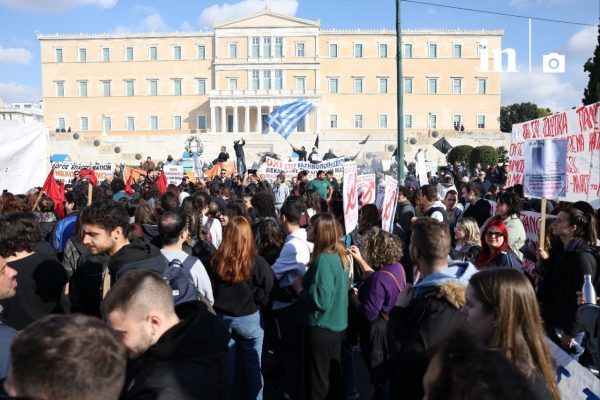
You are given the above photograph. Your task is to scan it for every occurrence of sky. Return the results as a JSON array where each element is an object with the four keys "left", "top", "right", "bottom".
[{"left": 0, "top": 0, "right": 597, "bottom": 112}]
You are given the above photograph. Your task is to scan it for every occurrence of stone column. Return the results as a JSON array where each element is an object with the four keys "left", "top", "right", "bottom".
[
  {"left": 255, "top": 105, "right": 261, "bottom": 133},
  {"left": 210, "top": 106, "right": 216, "bottom": 133},
  {"left": 315, "top": 105, "right": 321, "bottom": 133},
  {"left": 268, "top": 106, "right": 273, "bottom": 134},
  {"left": 244, "top": 106, "right": 250, "bottom": 133},
  {"left": 305, "top": 112, "right": 310, "bottom": 134}
]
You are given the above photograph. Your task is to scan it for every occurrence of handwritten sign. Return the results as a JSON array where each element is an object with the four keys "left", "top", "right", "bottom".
[
  {"left": 381, "top": 175, "right": 398, "bottom": 233},
  {"left": 343, "top": 162, "right": 359, "bottom": 234},
  {"left": 357, "top": 174, "right": 376, "bottom": 207},
  {"left": 163, "top": 165, "right": 184, "bottom": 186},
  {"left": 507, "top": 103, "right": 600, "bottom": 208}
]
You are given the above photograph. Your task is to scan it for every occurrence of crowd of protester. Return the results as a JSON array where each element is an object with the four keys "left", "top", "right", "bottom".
[{"left": 0, "top": 151, "right": 598, "bottom": 400}]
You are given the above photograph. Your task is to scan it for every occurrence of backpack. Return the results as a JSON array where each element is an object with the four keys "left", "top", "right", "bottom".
[{"left": 163, "top": 256, "right": 200, "bottom": 306}]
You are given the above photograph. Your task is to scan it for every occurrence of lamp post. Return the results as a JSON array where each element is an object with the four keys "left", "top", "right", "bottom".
[{"left": 396, "top": 0, "right": 405, "bottom": 184}]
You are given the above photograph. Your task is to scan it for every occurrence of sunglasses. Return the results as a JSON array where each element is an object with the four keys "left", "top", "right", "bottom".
[{"left": 485, "top": 231, "right": 503, "bottom": 238}]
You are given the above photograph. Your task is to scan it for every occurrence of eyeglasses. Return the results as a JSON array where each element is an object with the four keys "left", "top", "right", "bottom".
[{"left": 485, "top": 231, "right": 503, "bottom": 238}]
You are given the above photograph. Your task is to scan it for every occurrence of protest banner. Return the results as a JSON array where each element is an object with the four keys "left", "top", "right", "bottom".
[
  {"left": 163, "top": 165, "right": 184, "bottom": 185},
  {"left": 518, "top": 210, "right": 556, "bottom": 282},
  {"left": 51, "top": 162, "right": 115, "bottom": 184},
  {"left": 548, "top": 339, "right": 600, "bottom": 399},
  {"left": 375, "top": 181, "right": 386, "bottom": 213},
  {"left": 507, "top": 103, "right": 600, "bottom": 208},
  {"left": 0, "top": 121, "right": 48, "bottom": 194},
  {"left": 258, "top": 157, "right": 345, "bottom": 181},
  {"left": 357, "top": 174, "right": 376, "bottom": 207},
  {"left": 381, "top": 175, "right": 398, "bottom": 233},
  {"left": 343, "top": 162, "right": 359, "bottom": 234},
  {"left": 524, "top": 139, "right": 568, "bottom": 199}
]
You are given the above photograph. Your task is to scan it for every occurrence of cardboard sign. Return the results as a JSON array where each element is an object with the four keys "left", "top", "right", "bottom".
[
  {"left": 163, "top": 165, "right": 184, "bottom": 186},
  {"left": 376, "top": 181, "right": 386, "bottom": 213},
  {"left": 507, "top": 103, "right": 600, "bottom": 207},
  {"left": 258, "top": 157, "right": 345, "bottom": 181},
  {"left": 51, "top": 162, "right": 114, "bottom": 184},
  {"left": 548, "top": 339, "right": 600, "bottom": 399},
  {"left": 381, "top": 175, "right": 398, "bottom": 233},
  {"left": 357, "top": 174, "right": 376, "bottom": 207},
  {"left": 343, "top": 162, "right": 359, "bottom": 234},
  {"left": 524, "top": 139, "right": 568, "bottom": 198}
]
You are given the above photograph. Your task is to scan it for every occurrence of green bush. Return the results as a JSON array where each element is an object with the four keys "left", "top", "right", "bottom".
[
  {"left": 469, "top": 146, "right": 499, "bottom": 171},
  {"left": 446, "top": 145, "right": 473, "bottom": 165}
]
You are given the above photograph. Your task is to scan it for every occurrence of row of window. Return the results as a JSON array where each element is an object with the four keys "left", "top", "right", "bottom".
[
  {"left": 54, "top": 78, "right": 207, "bottom": 97},
  {"left": 53, "top": 75, "right": 488, "bottom": 97},
  {"left": 55, "top": 41, "right": 488, "bottom": 63},
  {"left": 54, "top": 45, "right": 208, "bottom": 63},
  {"left": 57, "top": 112, "right": 487, "bottom": 132}
]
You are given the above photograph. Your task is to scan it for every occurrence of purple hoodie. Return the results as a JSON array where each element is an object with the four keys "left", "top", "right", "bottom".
[{"left": 359, "top": 263, "right": 406, "bottom": 321}]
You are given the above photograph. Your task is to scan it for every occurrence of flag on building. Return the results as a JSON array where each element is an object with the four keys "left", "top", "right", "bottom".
[{"left": 266, "top": 99, "right": 313, "bottom": 139}]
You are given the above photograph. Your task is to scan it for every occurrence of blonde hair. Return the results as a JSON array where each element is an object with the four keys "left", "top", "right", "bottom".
[{"left": 456, "top": 217, "right": 480, "bottom": 245}]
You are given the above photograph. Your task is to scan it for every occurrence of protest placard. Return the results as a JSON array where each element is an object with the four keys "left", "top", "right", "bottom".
[
  {"left": 357, "top": 174, "right": 376, "bottom": 207},
  {"left": 51, "top": 162, "right": 115, "bottom": 184},
  {"left": 524, "top": 139, "right": 568, "bottom": 199},
  {"left": 258, "top": 157, "right": 345, "bottom": 181},
  {"left": 163, "top": 165, "right": 184, "bottom": 185},
  {"left": 507, "top": 103, "right": 600, "bottom": 208},
  {"left": 376, "top": 181, "right": 386, "bottom": 213},
  {"left": 343, "top": 162, "right": 359, "bottom": 234},
  {"left": 548, "top": 339, "right": 600, "bottom": 399},
  {"left": 381, "top": 175, "right": 398, "bottom": 233}
]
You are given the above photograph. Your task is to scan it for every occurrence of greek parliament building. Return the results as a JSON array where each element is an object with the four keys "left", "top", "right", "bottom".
[{"left": 38, "top": 9, "right": 503, "bottom": 161}]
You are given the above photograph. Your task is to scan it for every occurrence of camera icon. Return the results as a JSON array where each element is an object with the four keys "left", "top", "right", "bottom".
[{"left": 542, "top": 52, "right": 565, "bottom": 73}]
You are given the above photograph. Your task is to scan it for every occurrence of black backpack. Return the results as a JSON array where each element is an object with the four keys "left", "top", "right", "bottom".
[{"left": 163, "top": 257, "right": 200, "bottom": 306}]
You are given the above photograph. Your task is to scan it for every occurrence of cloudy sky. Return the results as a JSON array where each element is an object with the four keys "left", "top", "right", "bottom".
[{"left": 0, "top": 0, "right": 597, "bottom": 111}]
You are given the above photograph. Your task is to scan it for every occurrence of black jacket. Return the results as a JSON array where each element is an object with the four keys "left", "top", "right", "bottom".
[
  {"left": 122, "top": 301, "right": 229, "bottom": 400},
  {"left": 390, "top": 282, "right": 467, "bottom": 400},
  {"left": 233, "top": 139, "right": 245, "bottom": 157},
  {"left": 538, "top": 239, "right": 598, "bottom": 339},
  {"left": 462, "top": 199, "right": 491, "bottom": 227},
  {"left": 449, "top": 243, "right": 481, "bottom": 263},
  {"left": 108, "top": 239, "right": 161, "bottom": 282}
]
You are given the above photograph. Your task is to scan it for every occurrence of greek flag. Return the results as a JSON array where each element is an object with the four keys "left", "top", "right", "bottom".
[{"left": 266, "top": 99, "right": 313, "bottom": 139}]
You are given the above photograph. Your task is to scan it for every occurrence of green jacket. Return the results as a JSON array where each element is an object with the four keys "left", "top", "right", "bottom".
[{"left": 300, "top": 252, "right": 349, "bottom": 332}]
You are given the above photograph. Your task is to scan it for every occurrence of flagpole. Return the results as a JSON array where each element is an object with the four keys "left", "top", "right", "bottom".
[{"left": 396, "top": 0, "right": 405, "bottom": 185}]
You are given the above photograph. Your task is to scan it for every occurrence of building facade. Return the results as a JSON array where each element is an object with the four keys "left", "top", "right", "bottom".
[{"left": 39, "top": 9, "right": 502, "bottom": 138}]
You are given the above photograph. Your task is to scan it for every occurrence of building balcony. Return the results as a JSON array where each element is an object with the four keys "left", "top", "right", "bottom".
[{"left": 209, "top": 88, "right": 320, "bottom": 98}]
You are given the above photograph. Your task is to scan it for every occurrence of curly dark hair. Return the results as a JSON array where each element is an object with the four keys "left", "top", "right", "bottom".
[
  {"left": 110, "top": 178, "right": 125, "bottom": 194},
  {"left": 362, "top": 227, "right": 403, "bottom": 269},
  {"left": 0, "top": 212, "right": 43, "bottom": 257},
  {"left": 0, "top": 192, "right": 24, "bottom": 215},
  {"left": 251, "top": 192, "right": 276, "bottom": 218},
  {"left": 65, "top": 186, "right": 88, "bottom": 210},
  {"left": 79, "top": 199, "right": 130, "bottom": 236}
]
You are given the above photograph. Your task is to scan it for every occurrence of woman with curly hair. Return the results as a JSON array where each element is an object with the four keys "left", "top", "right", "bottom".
[
  {"left": 348, "top": 228, "right": 406, "bottom": 399},
  {"left": 209, "top": 216, "right": 274, "bottom": 400},
  {"left": 463, "top": 268, "right": 560, "bottom": 400}
]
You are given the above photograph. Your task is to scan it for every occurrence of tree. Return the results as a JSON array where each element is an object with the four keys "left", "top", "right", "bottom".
[
  {"left": 499, "top": 103, "right": 553, "bottom": 133},
  {"left": 583, "top": 25, "right": 600, "bottom": 105},
  {"left": 447, "top": 145, "right": 474, "bottom": 166},
  {"left": 497, "top": 146, "right": 509, "bottom": 164},
  {"left": 469, "top": 146, "right": 499, "bottom": 172}
]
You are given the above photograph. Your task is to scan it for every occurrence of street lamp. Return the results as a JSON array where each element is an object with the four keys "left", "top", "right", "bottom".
[{"left": 396, "top": 0, "right": 405, "bottom": 184}]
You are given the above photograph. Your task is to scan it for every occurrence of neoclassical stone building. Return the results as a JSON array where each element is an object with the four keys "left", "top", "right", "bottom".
[{"left": 39, "top": 9, "right": 502, "bottom": 139}]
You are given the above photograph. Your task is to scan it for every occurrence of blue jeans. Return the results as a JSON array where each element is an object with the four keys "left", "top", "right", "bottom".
[
  {"left": 218, "top": 310, "right": 264, "bottom": 400},
  {"left": 236, "top": 156, "right": 246, "bottom": 175}
]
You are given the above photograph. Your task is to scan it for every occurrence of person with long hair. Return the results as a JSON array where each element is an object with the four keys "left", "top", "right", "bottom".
[
  {"left": 292, "top": 213, "right": 349, "bottom": 399},
  {"left": 538, "top": 206, "right": 598, "bottom": 357},
  {"left": 494, "top": 191, "right": 526, "bottom": 259},
  {"left": 209, "top": 217, "right": 274, "bottom": 400},
  {"left": 475, "top": 219, "right": 524, "bottom": 271},
  {"left": 348, "top": 228, "right": 406, "bottom": 399},
  {"left": 462, "top": 268, "right": 560, "bottom": 400},
  {"left": 450, "top": 217, "right": 481, "bottom": 263}
]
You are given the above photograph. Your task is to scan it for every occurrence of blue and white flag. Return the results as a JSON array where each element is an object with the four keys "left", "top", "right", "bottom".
[{"left": 266, "top": 99, "right": 313, "bottom": 139}]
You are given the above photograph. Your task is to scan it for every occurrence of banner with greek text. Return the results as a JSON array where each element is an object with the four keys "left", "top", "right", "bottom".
[
  {"left": 258, "top": 157, "right": 345, "bottom": 181},
  {"left": 51, "top": 162, "right": 115, "bottom": 184},
  {"left": 507, "top": 103, "right": 600, "bottom": 207},
  {"left": 357, "top": 174, "right": 376, "bottom": 207},
  {"left": 163, "top": 165, "right": 184, "bottom": 186},
  {"left": 343, "top": 162, "right": 359, "bottom": 234}
]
